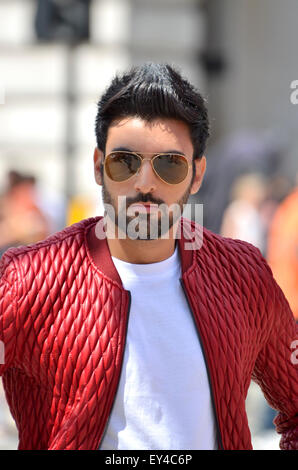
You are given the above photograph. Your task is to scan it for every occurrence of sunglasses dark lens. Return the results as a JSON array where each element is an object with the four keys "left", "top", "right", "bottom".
[
  {"left": 153, "top": 154, "right": 189, "bottom": 184},
  {"left": 105, "top": 152, "right": 141, "bottom": 182}
]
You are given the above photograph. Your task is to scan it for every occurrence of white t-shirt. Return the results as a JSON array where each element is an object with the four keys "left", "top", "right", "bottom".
[{"left": 100, "top": 246, "right": 217, "bottom": 450}]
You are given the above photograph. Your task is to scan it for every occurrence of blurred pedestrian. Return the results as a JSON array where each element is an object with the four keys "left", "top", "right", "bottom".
[
  {"left": 0, "top": 171, "right": 50, "bottom": 255},
  {"left": 197, "top": 130, "right": 285, "bottom": 234},
  {"left": 267, "top": 183, "right": 298, "bottom": 321},
  {"left": 220, "top": 173, "right": 267, "bottom": 254}
]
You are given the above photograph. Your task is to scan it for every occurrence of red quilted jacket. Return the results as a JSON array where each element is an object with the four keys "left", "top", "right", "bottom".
[{"left": 0, "top": 216, "right": 297, "bottom": 450}]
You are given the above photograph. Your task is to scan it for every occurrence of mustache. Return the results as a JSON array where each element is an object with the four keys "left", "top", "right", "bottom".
[{"left": 125, "top": 193, "right": 165, "bottom": 207}]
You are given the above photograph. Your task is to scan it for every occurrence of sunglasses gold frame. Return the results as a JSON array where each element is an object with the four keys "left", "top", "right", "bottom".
[{"left": 104, "top": 151, "right": 192, "bottom": 185}]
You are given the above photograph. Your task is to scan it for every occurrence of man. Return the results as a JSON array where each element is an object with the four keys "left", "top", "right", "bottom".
[{"left": 0, "top": 63, "right": 297, "bottom": 450}]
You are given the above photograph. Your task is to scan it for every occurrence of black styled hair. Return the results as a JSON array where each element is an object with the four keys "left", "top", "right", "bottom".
[{"left": 95, "top": 63, "right": 210, "bottom": 160}]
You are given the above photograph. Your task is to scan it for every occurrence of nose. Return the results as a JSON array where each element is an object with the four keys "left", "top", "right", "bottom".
[{"left": 133, "top": 159, "right": 157, "bottom": 194}]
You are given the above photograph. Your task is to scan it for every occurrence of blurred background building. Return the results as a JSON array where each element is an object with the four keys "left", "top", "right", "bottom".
[{"left": 0, "top": 0, "right": 297, "bottom": 450}]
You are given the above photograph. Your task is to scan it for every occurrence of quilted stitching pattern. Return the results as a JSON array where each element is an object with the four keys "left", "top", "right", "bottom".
[
  {"left": 0, "top": 217, "right": 297, "bottom": 450},
  {"left": 182, "top": 228, "right": 298, "bottom": 449},
  {"left": 0, "top": 254, "right": 17, "bottom": 374},
  {"left": 1, "top": 220, "right": 130, "bottom": 449}
]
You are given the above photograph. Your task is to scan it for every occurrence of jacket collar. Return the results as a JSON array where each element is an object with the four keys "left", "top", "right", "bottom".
[{"left": 85, "top": 216, "right": 197, "bottom": 285}]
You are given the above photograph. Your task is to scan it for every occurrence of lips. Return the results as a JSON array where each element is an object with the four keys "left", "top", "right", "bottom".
[{"left": 128, "top": 203, "right": 159, "bottom": 214}]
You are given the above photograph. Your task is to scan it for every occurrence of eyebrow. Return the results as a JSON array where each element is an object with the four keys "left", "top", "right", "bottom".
[{"left": 110, "top": 146, "right": 186, "bottom": 155}]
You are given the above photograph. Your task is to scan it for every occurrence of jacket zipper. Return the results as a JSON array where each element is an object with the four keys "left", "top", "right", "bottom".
[
  {"left": 98, "top": 290, "right": 132, "bottom": 449},
  {"left": 180, "top": 278, "right": 224, "bottom": 450},
  {"left": 98, "top": 284, "right": 224, "bottom": 450}
]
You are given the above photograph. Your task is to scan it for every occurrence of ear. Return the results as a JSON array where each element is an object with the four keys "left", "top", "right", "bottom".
[
  {"left": 190, "top": 156, "right": 206, "bottom": 195},
  {"left": 93, "top": 147, "right": 104, "bottom": 186}
]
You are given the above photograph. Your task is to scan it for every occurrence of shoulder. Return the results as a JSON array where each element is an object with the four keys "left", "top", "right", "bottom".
[
  {"left": 0, "top": 216, "right": 100, "bottom": 277},
  {"left": 182, "top": 217, "right": 274, "bottom": 287},
  {"left": 207, "top": 224, "right": 272, "bottom": 279}
]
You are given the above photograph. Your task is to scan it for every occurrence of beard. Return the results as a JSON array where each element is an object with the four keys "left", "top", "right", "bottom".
[{"left": 101, "top": 179, "right": 191, "bottom": 241}]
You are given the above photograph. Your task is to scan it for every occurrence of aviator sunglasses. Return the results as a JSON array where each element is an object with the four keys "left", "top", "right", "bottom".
[{"left": 104, "top": 151, "right": 192, "bottom": 185}]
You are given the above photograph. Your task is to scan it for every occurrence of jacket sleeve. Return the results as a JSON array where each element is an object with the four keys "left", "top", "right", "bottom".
[
  {"left": 251, "top": 251, "right": 298, "bottom": 450},
  {"left": 0, "top": 251, "right": 18, "bottom": 376}
]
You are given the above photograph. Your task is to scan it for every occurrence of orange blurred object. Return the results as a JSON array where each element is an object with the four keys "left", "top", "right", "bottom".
[
  {"left": 267, "top": 187, "right": 298, "bottom": 320},
  {"left": 0, "top": 173, "right": 49, "bottom": 250}
]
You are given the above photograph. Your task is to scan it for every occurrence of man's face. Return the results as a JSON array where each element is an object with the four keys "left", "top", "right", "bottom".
[{"left": 94, "top": 117, "right": 206, "bottom": 240}]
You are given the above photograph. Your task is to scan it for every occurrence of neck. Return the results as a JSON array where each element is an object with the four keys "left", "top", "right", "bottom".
[{"left": 106, "top": 223, "right": 179, "bottom": 264}]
